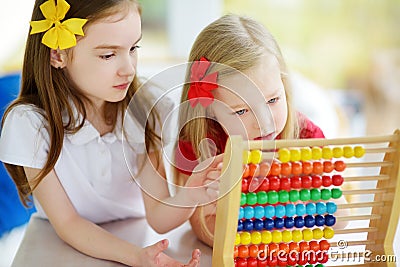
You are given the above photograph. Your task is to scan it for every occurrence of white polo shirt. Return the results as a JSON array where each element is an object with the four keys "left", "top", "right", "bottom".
[{"left": 0, "top": 90, "right": 174, "bottom": 223}]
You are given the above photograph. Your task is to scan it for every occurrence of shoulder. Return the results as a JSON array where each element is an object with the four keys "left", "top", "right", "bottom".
[
  {"left": 297, "top": 112, "right": 325, "bottom": 139},
  {"left": 3, "top": 104, "right": 46, "bottom": 129}
]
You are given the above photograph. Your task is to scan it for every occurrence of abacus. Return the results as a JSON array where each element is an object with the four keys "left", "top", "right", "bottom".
[{"left": 212, "top": 131, "right": 400, "bottom": 267}]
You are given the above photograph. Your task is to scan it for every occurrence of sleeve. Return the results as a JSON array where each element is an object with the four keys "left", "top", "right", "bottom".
[
  {"left": 297, "top": 112, "right": 326, "bottom": 139},
  {"left": 174, "top": 140, "right": 199, "bottom": 176},
  {"left": 0, "top": 105, "right": 50, "bottom": 169}
]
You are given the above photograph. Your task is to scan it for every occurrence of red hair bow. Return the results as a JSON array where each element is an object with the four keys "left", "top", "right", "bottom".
[{"left": 188, "top": 57, "right": 219, "bottom": 107}]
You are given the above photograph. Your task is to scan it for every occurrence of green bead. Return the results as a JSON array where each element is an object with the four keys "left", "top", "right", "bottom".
[
  {"left": 299, "top": 189, "right": 311, "bottom": 201},
  {"left": 268, "top": 191, "right": 279, "bottom": 204},
  {"left": 289, "top": 190, "right": 300, "bottom": 202},
  {"left": 310, "top": 188, "right": 321, "bottom": 201},
  {"left": 257, "top": 191, "right": 268, "bottom": 204},
  {"left": 278, "top": 190, "right": 290, "bottom": 203},
  {"left": 331, "top": 188, "right": 343, "bottom": 199},
  {"left": 240, "top": 193, "right": 247, "bottom": 206},
  {"left": 246, "top": 192, "right": 257, "bottom": 205},
  {"left": 321, "top": 188, "right": 332, "bottom": 200}
]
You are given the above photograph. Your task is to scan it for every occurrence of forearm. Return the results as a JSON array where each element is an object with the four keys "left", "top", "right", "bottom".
[{"left": 54, "top": 215, "right": 140, "bottom": 266}]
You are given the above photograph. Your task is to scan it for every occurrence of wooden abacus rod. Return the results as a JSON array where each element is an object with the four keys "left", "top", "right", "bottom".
[
  {"left": 344, "top": 175, "right": 389, "bottom": 181},
  {"left": 246, "top": 134, "right": 399, "bottom": 150},
  {"left": 336, "top": 214, "right": 381, "bottom": 221},
  {"left": 346, "top": 161, "right": 393, "bottom": 168},
  {"left": 335, "top": 227, "right": 378, "bottom": 234},
  {"left": 342, "top": 188, "right": 389, "bottom": 195},
  {"left": 329, "top": 240, "right": 375, "bottom": 247},
  {"left": 365, "top": 147, "right": 398, "bottom": 154},
  {"left": 337, "top": 201, "right": 384, "bottom": 209}
]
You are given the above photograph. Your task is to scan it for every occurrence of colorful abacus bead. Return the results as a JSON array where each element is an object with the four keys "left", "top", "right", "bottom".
[
  {"left": 278, "top": 148, "right": 291, "bottom": 163},
  {"left": 354, "top": 145, "right": 365, "bottom": 157},
  {"left": 250, "top": 149, "right": 262, "bottom": 164}
]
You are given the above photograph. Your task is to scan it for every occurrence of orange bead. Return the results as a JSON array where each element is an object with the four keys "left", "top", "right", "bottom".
[
  {"left": 299, "top": 241, "right": 310, "bottom": 252},
  {"left": 319, "top": 240, "right": 330, "bottom": 251},
  {"left": 238, "top": 245, "right": 249, "bottom": 258},
  {"left": 242, "top": 165, "right": 250, "bottom": 178},
  {"left": 289, "top": 242, "right": 300, "bottom": 252},
  {"left": 323, "top": 161, "right": 334, "bottom": 173},
  {"left": 334, "top": 160, "right": 346, "bottom": 172},
  {"left": 269, "top": 162, "right": 281, "bottom": 176},
  {"left": 302, "top": 161, "right": 313, "bottom": 175},
  {"left": 249, "top": 244, "right": 259, "bottom": 258},
  {"left": 268, "top": 243, "right": 279, "bottom": 257},
  {"left": 248, "top": 164, "right": 260, "bottom": 178},
  {"left": 279, "top": 243, "right": 290, "bottom": 254},
  {"left": 281, "top": 162, "right": 292, "bottom": 176},
  {"left": 258, "top": 244, "right": 268, "bottom": 257},
  {"left": 234, "top": 246, "right": 239, "bottom": 258},
  {"left": 259, "top": 162, "right": 271, "bottom": 177},
  {"left": 313, "top": 161, "right": 324, "bottom": 174},
  {"left": 309, "top": 240, "right": 320, "bottom": 252},
  {"left": 291, "top": 162, "right": 302, "bottom": 175}
]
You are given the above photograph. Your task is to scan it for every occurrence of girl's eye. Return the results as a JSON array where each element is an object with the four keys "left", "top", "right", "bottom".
[
  {"left": 130, "top": 45, "right": 141, "bottom": 53},
  {"left": 99, "top": 53, "right": 114, "bottom": 60},
  {"left": 267, "top": 97, "right": 279, "bottom": 104},
  {"left": 235, "top": 109, "right": 247, "bottom": 116}
]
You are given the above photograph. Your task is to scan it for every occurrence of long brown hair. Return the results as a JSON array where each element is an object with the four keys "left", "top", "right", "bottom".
[
  {"left": 178, "top": 14, "right": 299, "bottom": 165},
  {"left": 1, "top": 0, "right": 160, "bottom": 206}
]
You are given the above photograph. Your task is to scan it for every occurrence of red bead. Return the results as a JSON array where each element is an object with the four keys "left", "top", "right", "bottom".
[
  {"left": 291, "top": 162, "right": 302, "bottom": 175},
  {"left": 322, "top": 175, "right": 332, "bottom": 187},
  {"left": 290, "top": 176, "right": 302, "bottom": 189},
  {"left": 269, "top": 176, "right": 280, "bottom": 191},
  {"left": 242, "top": 179, "right": 249, "bottom": 193},
  {"left": 334, "top": 160, "right": 346, "bottom": 171},
  {"left": 258, "top": 178, "right": 270, "bottom": 191},
  {"left": 332, "top": 174, "right": 344, "bottom": 186},
  {"left": 319, "top": 240, "right": 330, "bottom": 251},
  {"left": 302, "top": 161, "right": 313, "bottom": 175},
  {"left": 279, "top": 177, "right": 291, "bottom": 191},
  {"left": 297, "top": 253, "right": 308, "bottom": 265},
  {"left": 301, "top": 176, "right": 312, "bottom": 188},
  {"left": 286, "top": 254, "right": 297, "bottom": 266},
  {"left": 277, "top": 258, "right": 288, "bottom": 266},
  {"left": 308, "top": 252, "right": 318, "bottom": 264},
  {"left": 257, "top": 259, "right": 269, "bottom": 267},
  {"left": 281, "top": 162, "right": 292, "bottom": 176},
  {"left": 313, "top": 161, "right": 324, "bottom": 174},
  {"left": 236, "top": 258, "right": 247, "bottom": 267},
  {"left": 323, "top": 161, "right": 334, "bottom": 173},
  {"left": 247, "top": 257, "right": 258, "bottom": 267},
  {"left": 267, "top": 256, "right": 278, "bottom": 266},
  {"left": 311, "top": 175, "right": 322, "bottom": 188},
  {"left": 319, "top": 251, "right": 329, "bottom": 263}
]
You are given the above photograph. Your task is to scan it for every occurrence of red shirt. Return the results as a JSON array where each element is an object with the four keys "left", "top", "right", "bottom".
[{"left": 175, "top": 112, "right": 325, "bottom": 175}]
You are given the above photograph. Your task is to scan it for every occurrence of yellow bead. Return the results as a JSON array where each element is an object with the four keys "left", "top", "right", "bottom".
[
  {"left": 312, "top": 147, "right": 322, "bottom": 160},
  {"left": 354, "top": 146, "right": 365, "bottom": 158},
  {"left": 261, "top": 230, "right": 272, "bottom": 244},
  {"left": 332, "top": 147, "right": 343, "bottom": 158},
  {"left": 250, "top": 150, "right": 262, "bottom": 164},
  {"left": 322, "top": 147, "right": 333, "bottom": 159},
  {"left": 240, "top": 232, "right": 252, "bottom": 245},
  {"left": 278, "top": 148, "right": 291, "bottom": 163},
  {"left": 301, "top": 147, "right": 312, "bottom": 161},
  {"left": 343, "top": 146, "right": 354, "bottom": 158},
  {"left": 292, "top": 229, "right": 302, "bottom": 242},
  {"left": 271, "top": 231, "right": 282, "bottom": 243},
  {"left": 302, "top": 229, "right": 313, "bottom": 241},
  {"left": 251, "top": 231, "right": 262, "bottom": 244},
  {"left": 282, "top": 230, "right": 292, "bottom": 242},
  {"left": 235, "top": 233, "right": 240, "bottom": 245},
  {"left": 290, "top": 149, "right": 301, "bottom": 162},
  {"left": 313, "top": 228, "right": 324, "bottom": 239},
  {"left": 243, "top": 151, "right": 251, "bottom": 164},
  {"left": 323, "top": 227, "right": 335, "bottom": 239}
]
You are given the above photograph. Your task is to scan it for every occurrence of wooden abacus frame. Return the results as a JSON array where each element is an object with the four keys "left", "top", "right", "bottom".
[{"left": 212, "top": 130, "right": 400, "bottom": 267}]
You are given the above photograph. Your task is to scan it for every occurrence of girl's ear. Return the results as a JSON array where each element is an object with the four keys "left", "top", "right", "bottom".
[{"left": 50, "top": 49, "right": 67, "bottom": 69}]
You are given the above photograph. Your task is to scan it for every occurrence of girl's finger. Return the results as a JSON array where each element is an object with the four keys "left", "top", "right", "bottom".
[
  {"left": 204, "top": 179, "right": 219, "bottom": 190},
  {"left": 206, "top": 170, "right": 221, "bottom": 180}
]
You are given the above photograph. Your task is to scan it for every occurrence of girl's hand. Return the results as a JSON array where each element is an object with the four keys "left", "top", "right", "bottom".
[
  {"left": 139, "top": 239, "right": 200, "bottom": 267},
  {"left": 184, "top": 154, "right": 224, "bottom": 206}
]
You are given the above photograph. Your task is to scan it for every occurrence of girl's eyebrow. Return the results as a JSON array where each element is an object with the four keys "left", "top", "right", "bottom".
[
  {"left": 93, "top": 34, "right": 142, "bottom": 50},
  {"left": 229, "top": 103, "right": 247, "bottom": 110}
]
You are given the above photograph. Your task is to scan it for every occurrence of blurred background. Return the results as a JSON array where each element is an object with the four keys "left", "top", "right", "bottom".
[{"left": 0, "top": 0, "right": 399, "bottom": 266}]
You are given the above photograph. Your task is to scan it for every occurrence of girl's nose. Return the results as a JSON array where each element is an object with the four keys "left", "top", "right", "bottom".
[
  {"left": 253, "top": 106, "right": 275, "bottom": 133},
  {"left": 118, "top": 56, "right": 136, "bottom": 77}
]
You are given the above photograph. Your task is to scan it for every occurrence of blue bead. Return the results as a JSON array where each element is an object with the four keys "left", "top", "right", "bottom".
[
  {"left": 296, "top": 203, "right": 306, "bottom": 216},
  {"left": 285, "top": 203, "right": 296, "bottom": 217},
  {"left": 316, "top": 202, "right": 327, "bottom": 215},
  {"left": 326, "top": 202, "right": 337, "bottom": 214},
  {"left": 274, "top": 217, "right": 285, "bottom": 229},
  {"left": 315, "top": 215, "right": 325, "bottom": 226},
  {"left": 304, "top": 215, "right": 315, "bottom": 228},
  {"left": 275, "top": 205, "right": 286, "bottom": 218},
  {"left": 239, "top": 207, "right": 244, "bottom": 220},
  {"left": 264, "top": 218, "right": 274, "bottom": 230},
  {"left": 264, "top": 205, "right": 275, "bottom": 218},
  {"left": 306, "top": 203, "right": 316, "bottom": 215},
  {"left": 325, "top": 214, "right": 336, "bottom": 226},
  {"left": 243, "top": 219, "right": 254, "bottom": 231},
  {"left": 254, "top": 219, "right": 264, "bottom": 231},
  {"left": 237, "top": 220, "right": 243, "bottom": 231},
  {"left": 254, "top": 206, "right": 265, "bottom": 219},
  {"left": 284, "top": 217, "right": 295, "bottom": 228},
  {"left": 244, "top": 206, "right": 254, "bottom": 219},
  {"left": 294, "top": 216, "right": 305, "bottom": 228}
]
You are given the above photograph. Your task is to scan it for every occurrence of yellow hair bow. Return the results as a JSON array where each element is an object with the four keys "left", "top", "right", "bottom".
[{"left": 30, "top": 0, "right": 87, "bottom": 50}]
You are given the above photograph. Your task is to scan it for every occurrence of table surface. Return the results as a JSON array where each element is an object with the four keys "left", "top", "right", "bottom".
[{"left": 11, "top": 215, "right": 212, "bottom": 267}]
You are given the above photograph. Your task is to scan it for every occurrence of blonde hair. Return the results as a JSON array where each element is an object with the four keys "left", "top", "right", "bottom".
[{"left": 178, "top": 14, "right": 299, "bottom": 164}]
